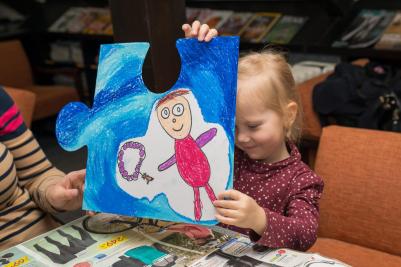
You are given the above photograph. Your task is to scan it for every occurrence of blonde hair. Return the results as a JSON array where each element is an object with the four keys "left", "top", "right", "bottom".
[{"left": 237, "top": 49, "right": 303, "bottom": 143}]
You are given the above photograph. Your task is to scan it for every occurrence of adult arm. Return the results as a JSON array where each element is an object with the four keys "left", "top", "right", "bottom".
[{"left": 0, "top": 87, "right": 64, "bottom": 213}]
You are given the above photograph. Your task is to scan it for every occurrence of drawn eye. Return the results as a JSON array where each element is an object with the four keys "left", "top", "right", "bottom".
[
  {"left": 172, "top": 104, "right": 184, "bottom": 116},
  {"left": 161, "top": 107, "right": 170, "bottom": 119}
]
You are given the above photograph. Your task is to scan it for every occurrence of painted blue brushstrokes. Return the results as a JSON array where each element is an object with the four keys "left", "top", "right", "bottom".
[{"left": 56, "top": 37, "right": 239, "bottom": 225}]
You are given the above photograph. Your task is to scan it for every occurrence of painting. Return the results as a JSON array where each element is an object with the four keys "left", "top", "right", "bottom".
[{"left": 56, "top": 37, "right": 239, "bottom": 225}]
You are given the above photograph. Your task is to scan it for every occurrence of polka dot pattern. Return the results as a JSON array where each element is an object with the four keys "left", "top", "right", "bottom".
[{"left": 227, "top": 142, "right": 324, "bottom": 251}]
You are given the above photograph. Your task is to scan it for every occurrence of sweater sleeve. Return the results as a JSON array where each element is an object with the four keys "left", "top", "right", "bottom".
[
  {"left": 0, "top": 87, "right": 65, "bottom": 213},
  {"left": 249, "top": 171, "right": 324, "bottom": 251}
]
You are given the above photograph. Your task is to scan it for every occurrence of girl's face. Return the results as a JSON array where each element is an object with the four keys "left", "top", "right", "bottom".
[{"left": 235, "top": 98, "right": 289, "bottom": 164}]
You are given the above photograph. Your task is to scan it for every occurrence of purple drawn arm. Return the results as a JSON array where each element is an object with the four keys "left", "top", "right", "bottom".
[
  {"left": 158, "top": 155, "right": 176, "bottom": 171},
  {"left": 196, "top": 128, "right": 217, "bottom": 148}
]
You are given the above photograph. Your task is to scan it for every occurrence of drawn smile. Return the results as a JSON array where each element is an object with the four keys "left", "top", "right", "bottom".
[{"left": 173, "top": 124, "right": 183, "bottom": 131}]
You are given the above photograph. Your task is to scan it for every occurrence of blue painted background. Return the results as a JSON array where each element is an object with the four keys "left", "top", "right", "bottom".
[{"left": 56, "top": 37, "right": 239, "bottom": 225}]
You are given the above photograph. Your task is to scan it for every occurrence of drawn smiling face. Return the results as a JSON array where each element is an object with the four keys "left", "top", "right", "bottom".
[{"left": 157, "top": 95, "right": 192, "bottom": 140}]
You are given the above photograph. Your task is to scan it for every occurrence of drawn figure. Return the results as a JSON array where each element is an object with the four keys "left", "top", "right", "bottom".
[{"left": 157, "top": 89, "right": 217, "bottom": 221}]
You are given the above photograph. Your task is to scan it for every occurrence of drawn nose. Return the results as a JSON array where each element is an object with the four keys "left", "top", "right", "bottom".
[{"left": 172, "top": 118, "right": 176, "bottom": 123}]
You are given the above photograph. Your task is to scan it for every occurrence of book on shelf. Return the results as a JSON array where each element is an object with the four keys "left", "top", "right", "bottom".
[
  {"left": 263, "top": 15, "right": 308, "bottom": 44},
  {"left": 48, "top": 7, "right": 112, "bottom": 36},
  {"left": 49, "top": 7, "right": 83, "bottom": 33},
  {"left": 186, "top": 7, "right": 204, "bottom": 24},
  {"left": 375, "top": 11, "right": 401, "bottom": 50},
  {"left": 81, "top": 8, "right": 112, "bottom": 35},
  {"left": 332, "top": 9, "right": 396, "bottom": 49},
  {"left": 194, "top": 9, "right": 234, "bottom": 30},
  {"left": 49, "top": 41, "right": 84, "bottom": 66},
  {"left": 240, "top": 12, "right": 281, "bottom": 43},
  {"left": 192, "top": 8, "right": 214, "bottom": 26},
  {"left": 0, "top": 2, "right": 25, "bottom": 22},
  {"left": 0, "top": 2, "right": 26, "bottom": 34},
  {"left": 218, "top": 12, "right": 254, "bottom": 36}
]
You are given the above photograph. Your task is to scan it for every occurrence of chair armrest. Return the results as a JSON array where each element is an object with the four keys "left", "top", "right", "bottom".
[{"left": 4, "top": 86, "right": 36, "bottom": 128}]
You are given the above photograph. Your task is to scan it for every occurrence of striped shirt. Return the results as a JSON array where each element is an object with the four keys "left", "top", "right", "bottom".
[{"left": 0, "top": 87, "right": 64, "bottom": 250}]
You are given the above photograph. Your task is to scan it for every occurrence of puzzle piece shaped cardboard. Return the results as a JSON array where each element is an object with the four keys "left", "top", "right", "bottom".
[{"left": 56, "top": 37, "right": 239, "bottom": 225}]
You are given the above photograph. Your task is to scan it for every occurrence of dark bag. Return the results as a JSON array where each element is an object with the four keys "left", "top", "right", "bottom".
[{"left": 312, "top": 61, "right": 401, "bottom": 132}]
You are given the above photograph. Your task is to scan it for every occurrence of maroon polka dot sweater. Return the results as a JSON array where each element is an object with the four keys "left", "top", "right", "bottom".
[{"left": 227, "top": 143, "right": 324, "bottom": 251}]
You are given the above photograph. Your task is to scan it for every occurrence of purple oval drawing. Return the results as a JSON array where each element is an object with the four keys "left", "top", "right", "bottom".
[{"left": 117, "top": 141, "right": 146, "bottom": 181}]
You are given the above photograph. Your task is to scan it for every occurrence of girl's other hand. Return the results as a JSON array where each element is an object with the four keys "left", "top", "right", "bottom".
[{"left": 182, "top": 20, "right": 218, "bottom": 42}]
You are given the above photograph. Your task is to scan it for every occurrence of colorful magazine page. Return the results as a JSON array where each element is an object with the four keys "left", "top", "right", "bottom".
[
  {"left": 332, "top": 9, "right": 396, "bottom": 48},
  {"left": 375, "top": 11, "right": 401, "bottom": 50},
  {"left": 218, "top": 12, "right": 253, "bottom": 36},
  {"left": 0, "top": 246, "right": 44, "bottom": 267},
  {"left": 1, "top": 214, "right": 351, "bottom": 267},
  {"left": 240, "top": 12, "right": 281, "bottom": 43},
  {"left": 56, "top": 37, "right": 239, "bottom": 225},
  {"left": 263, "top": 15, "right": 308, "bottom": 44},
  {"left": 15, "top": 214, "right": 234, "bottom": 267}
]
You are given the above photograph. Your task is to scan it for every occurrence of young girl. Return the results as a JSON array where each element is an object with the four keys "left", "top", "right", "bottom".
[{"left": 183, "top": 22, "right": 324, "bottom": 251}]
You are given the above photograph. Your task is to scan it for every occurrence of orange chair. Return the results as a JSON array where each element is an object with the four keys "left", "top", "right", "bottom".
[
  {"left": 4, "top": 86, "right": 36, "bottom": 128},
  {"left": 0, "top": 40, "right": 80, "bottom": 121},
  {"left": 308, "top": 126, "right": 401, "bottom": 266}
]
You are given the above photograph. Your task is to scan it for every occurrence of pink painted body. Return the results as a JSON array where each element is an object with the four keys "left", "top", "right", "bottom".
[{"left": 175, "top": 135, "right": 210, "bottom": 187}]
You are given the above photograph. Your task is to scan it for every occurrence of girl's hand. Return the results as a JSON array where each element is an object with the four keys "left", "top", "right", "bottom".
[
  {"left": 46, "top": 169, "right": 86, "bottom": 211},
  {"left": 213, "top": 189, "right": 267, "bottom": 235},
  {"left": 182, "top": 20, "right": 218, "bottom": 41}
]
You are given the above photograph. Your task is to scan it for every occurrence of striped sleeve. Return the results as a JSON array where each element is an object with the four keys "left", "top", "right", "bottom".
[
  {"left": 0, "top": 87, "right": 65, "bottom": 212},
  {"left": 0, "top": 87, "right": 26, "bottom": 141},
  {"left": 4, "top": 129, "right": 65, "bottom": 213}
]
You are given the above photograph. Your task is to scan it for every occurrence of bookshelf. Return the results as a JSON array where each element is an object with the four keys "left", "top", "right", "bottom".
[
  {"left": 0, "top": 0, "right": 112, "bottom": 104},
  {"left": 185, "top": 0, "right": 401, "bottom": 64},
  {"left": 31, "top": 0, "right": 184, "bottom": 102}
]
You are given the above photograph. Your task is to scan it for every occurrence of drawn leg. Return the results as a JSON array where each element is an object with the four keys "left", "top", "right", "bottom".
[
  {"left": 193, "top": 187, "right": 202, "bottom": 221},
  {"left": 204, "top": 183, "right": 217, "bottom": 202}
]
